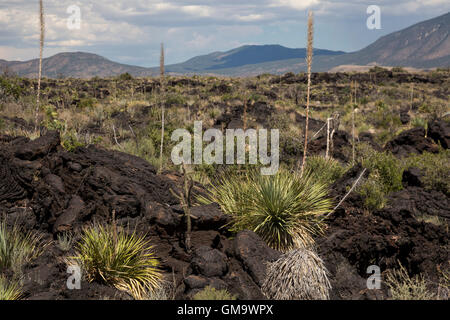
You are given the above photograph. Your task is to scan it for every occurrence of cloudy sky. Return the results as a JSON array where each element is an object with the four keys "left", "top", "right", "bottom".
[{"left": 0, "top": 1, "right": 449, "bottom": 66}]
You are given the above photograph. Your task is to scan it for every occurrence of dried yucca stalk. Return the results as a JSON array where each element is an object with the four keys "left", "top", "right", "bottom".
[
  {"left": 300, "top": 11, "right": 314, "bottom": 176},
  {"left": 159, "top": 42, "right": 165, "bottom": 173},
  {"left": 35, "top": 0, "right": 45, "bottom": 133},
  {"left": 262, "top": 248, "right": 331, "bottom": 300}
]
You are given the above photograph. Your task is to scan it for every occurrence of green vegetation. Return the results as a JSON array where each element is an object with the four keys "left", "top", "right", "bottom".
[
  {"left": 74, "top": 223, "right": 162, "bottom": 299},
  {"left": 355, "top": 145, "right": 404, "bottom": 211},
  {"left": 305, "top": 156, "right": 347, "bottom": 186},
  {"left": 192, "top": 286, "right": 236, "bottom": 300},
  {"left": 198, "top": 168, "right": 333, "bottom": 251},
  {"left": 385, "top": 264, "right": 435, "bottom": 300},
  {"left": 404, "top": 150, "right": 450, "bottom": 196},
  {"left": 0, "top": 276, "right": 22, "bottom": 300},
  {"left": 0, "top": 221, "right": 45, "bottom": 273}
]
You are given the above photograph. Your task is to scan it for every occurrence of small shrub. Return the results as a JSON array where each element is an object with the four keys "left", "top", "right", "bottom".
[
  {"left": 74, "top": 223, "right": 162, "bottom": 299},
  {"left": 262, "top": 248, "right": 331, "bottom": 300},
  {"left": 0, "top": 276, "right": 22, "bottom": 300},
  {"left": 360, "top": 150, "right": 403, "bottom": 194},
  {"left": 385, "top": 264, "right": 435, "bottom": 300},
  {"left": 77, "top": 97, "right": 97, "bottom": 109},
  {"left": 61, "top": 132, "right": 85, "bottom": 152},
  {"left": 118, "top": 73, "right": 133, "bottom": 81},
  {"left": 358, "top": 176, "right": 387, "bottom": 211},
  {"left": 305, "top": 156, "right": 347, "bottom": 186},
  {"left": 404, "top": 150, "right": 450, "bottom": 196},
  {"left": 198, "top": 169, "right": 333, "bottom": 251},
  {"left": 193, "top": 286, "right": 236, "bottom": 300},
  {"left": 57, "top": 232, "right": 73, "bottom": 251},
  {"left": 0, "top": 221, "right": 45, "bottom": 273}
]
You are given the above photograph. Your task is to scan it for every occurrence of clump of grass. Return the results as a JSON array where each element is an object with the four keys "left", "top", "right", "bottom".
[
  {"left": 385, "top": 264, "right": 435, "bottom": 300},
  {"left": 355, "top": 146, "right": 403, "bottom": 211},
  {"left": 361, "top": 150, "right": 403, "bottom": 194},
  {"left": 57, "top": 231, "right": 73, "bottom": 252},
  {"left": 198, "top": 168, "right": 333, "bottom": 251},
  {"left": 74, "top": 223, "right": 162, "bottom": 300},
  {"left": 0, "top": 221, "right": 45, "bottom": 273},
  {"left": 262, "top": 248, "right": 331, "bottom": 300},
  {"left": 403, "top": 150, "right": 450, "bottom": 196},
  {"left": 193, "top": 286, "right": 236, "bottom": 300},
  {"left": 0, "top": 276, "right": 22, "bottom": 300},
  {"left": 358, "top": 176, "right": 387, "bottom": 211},
  {"left": 305, "top": 155, "right": 346, "bottom": 185}
]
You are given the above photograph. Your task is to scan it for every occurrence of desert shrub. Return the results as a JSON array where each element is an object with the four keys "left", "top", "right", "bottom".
[
  {"left": 305, "top": 156, "right": 347, "bottom": 186},
  {"left": 360, "top": 150, "right": 403, "bottom": 194},
  {"left": 77, "top": 97, "right": 97, "bottom": 109},
  {"left": 198, "top": 168, "right": 333, "bottom": 251},
  {"left": 165, "top": 93, "right": 186, "bottom": 106},
  {"left": 0, "top": 221, "right": 45, "bottom": 273},
  {"left": 354, "top": 146, "right": 403, "bottom": 210},
  {"left": 411, "top": 116, "right": 428, "bottom": 130},
  {"left": 0, "top": 77, "right": 23, "bottom": 100},
  {"left": 118, "top": 72, "right": 133, "bottom": 81},
  {"left": 372, "top": 101, "right": 402, "bottom": 131},
  {"left": 391, "top": 67, "right": 405, "bottom": 73},
  {"left": 385, "top": 264, "right": 435, "bottom": 300},
  {"left": 418, "top": 103, "right": 447, "bottom": 121},
  {"left": 404, "top": 150, "right": 450, "bottom": 196},
  {"left": 42, "top": 105, "right": 65, "bottom": 131},
  {"left": 192, "top": 286, "right": 236, "bottom": 300},
  {"left": 0, "top": 276, "right": 22, "bottom": 300},
  {"left": 61, "top": 131, "right": 85, "bottom": 152},
  {"left": 358, "top": 176, "right": 387, "bottom": 211},
  {"left": 74, "top": 223, "right": 162, "bottom": 299},
  {"left": 262, "top": 248, "right": 331, "bottom": 300}
]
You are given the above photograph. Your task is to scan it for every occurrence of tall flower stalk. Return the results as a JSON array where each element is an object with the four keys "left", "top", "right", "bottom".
[
  {"left": 35, "top": 0, "right": 45, "bottom": 133},
  {"left": 159, "top": 43, "right": 165, "bottom": 173},
  {"left": 300, "top": 11, "right": 314, "bottom": 176}
]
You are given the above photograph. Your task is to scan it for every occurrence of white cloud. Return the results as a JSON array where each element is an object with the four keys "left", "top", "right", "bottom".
[{"left": 0, "top": 0, "right": 448, "bottom": 64}]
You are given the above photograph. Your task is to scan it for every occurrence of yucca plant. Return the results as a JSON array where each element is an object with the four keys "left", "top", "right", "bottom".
[
  {"left": 0, "top": 221, "right": 45, "bottom": 273},
  {"left": 199, "top": 168, "right": 333, "bottom": 251},
  {"left": 305, "top": 155, "right": 346, "bottom": 186},
  {"left": 0, "top": 276, "right": 22, "bottom": 300},
  {"left": 74, "top": 223, "right": 162, "bottom": 300},
  {"left": 262, "top": 248, "right": 331, "bottom": 300}
]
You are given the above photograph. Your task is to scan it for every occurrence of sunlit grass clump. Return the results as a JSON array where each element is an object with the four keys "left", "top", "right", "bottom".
[
  {"left": 199, "top": 168, "right": 333, "bottom": 251},
  {"left": 0, "top": 276, "right": 22, "bottom": 300},
  {"left": 193, "top": 286, "right": 237, "bottom": 300},
  {"left": 0, "top": 221, "right": 45, "bottom": 273},
  {"left": 305, "top": 155, "right": 347, "bottom": 185},
  {"left": 385, "top": 264, "right": 435, "bottom": 300},
  {"left": 74, "top": 223, "right": 162, "bottom": 299}
]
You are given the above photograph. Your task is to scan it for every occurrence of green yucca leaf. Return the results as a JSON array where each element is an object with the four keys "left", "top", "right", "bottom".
[
  {"left": 198, "top": 168, "right": 333, "bottom": 252},
  {"left": 0, "top": 276, "right": 22, "bottom": 300},
  {"left": 0, "top": 221, "right": 46, "bottom": 273},
  {"left": 74, "top": 223, "right": 162, "bottom": 299}
]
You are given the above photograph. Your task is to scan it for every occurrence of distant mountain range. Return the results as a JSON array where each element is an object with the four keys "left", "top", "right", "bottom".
[{"left": 1, "top": 12, "right": 449, "bottom": 78}]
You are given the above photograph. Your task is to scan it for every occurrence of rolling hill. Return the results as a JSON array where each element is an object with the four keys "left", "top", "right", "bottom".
[{"left": 1, "top": 12, "right": 448, "bottom": 78}]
